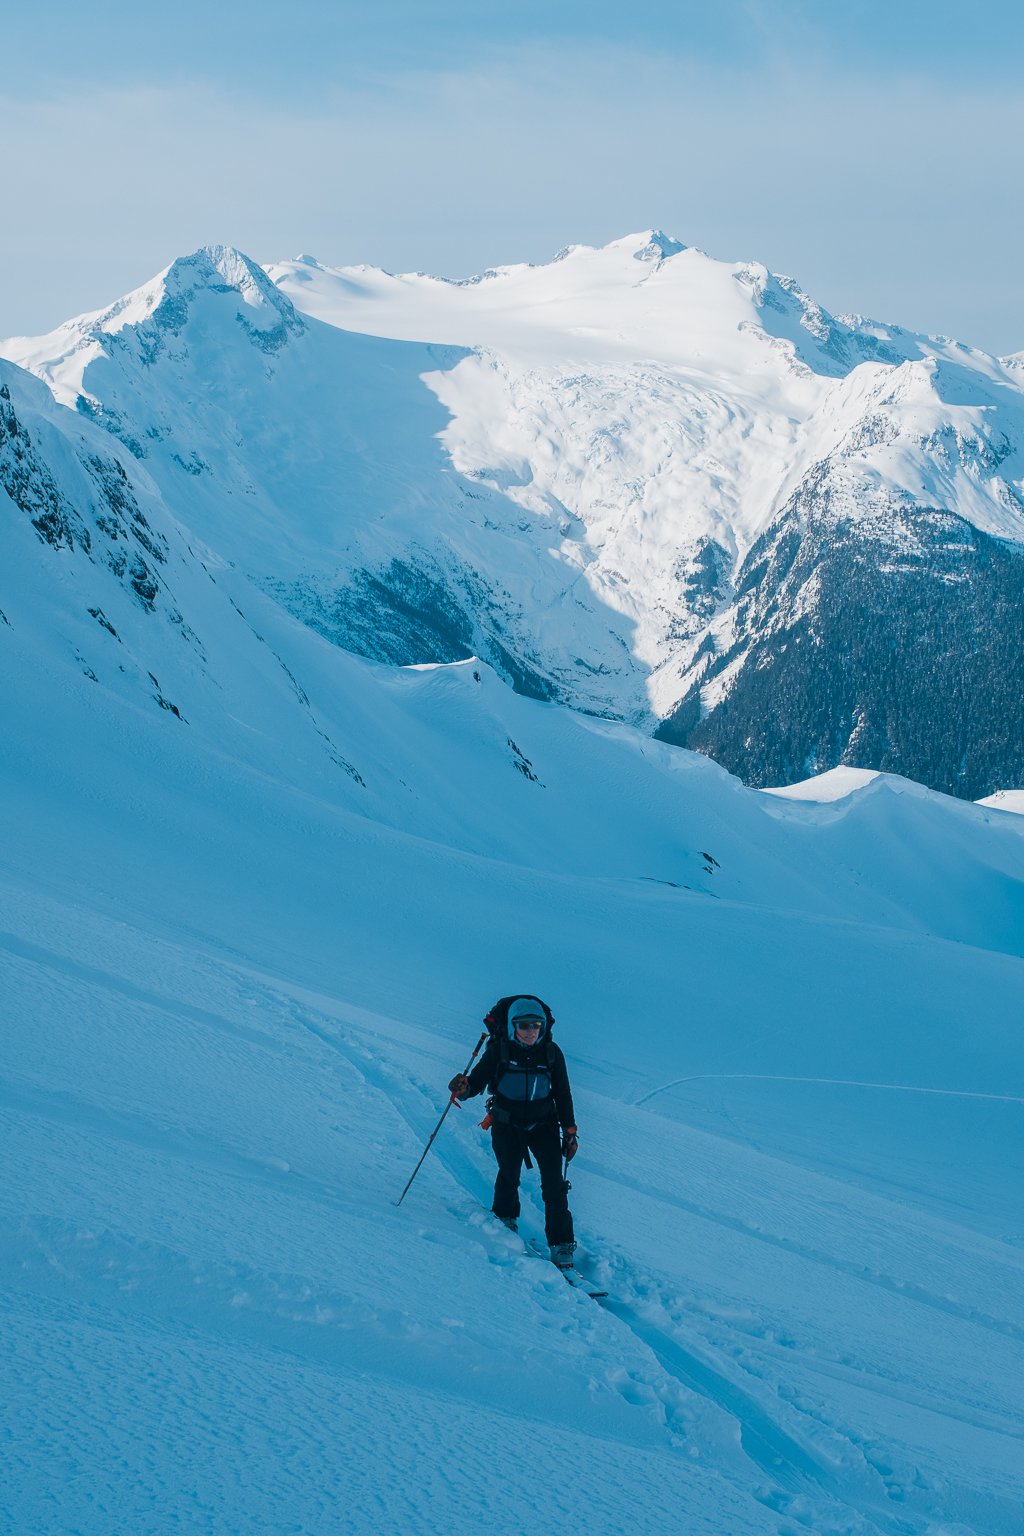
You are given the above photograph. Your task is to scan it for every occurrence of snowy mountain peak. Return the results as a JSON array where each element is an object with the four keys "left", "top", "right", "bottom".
[
  {"left": 13, "top": 245, "right": 299, "bottom": 359},
  {"left": 5, "top": 233, "right": 1024, "bottom": 799},
  {"left": 630, "top": 230, "right": 687, "bottom": 263},
  {"left": 266, "top": 231, "right": 951, "bottom": 383},
  {"left": 107, "top": 243, "right": 306, "bottom": 356},
  {"left": 157, "top": 244, "right": 298, "bottom": 328},
  {"left": 2, "top": 245, "right": 307, "bottom": 428}
]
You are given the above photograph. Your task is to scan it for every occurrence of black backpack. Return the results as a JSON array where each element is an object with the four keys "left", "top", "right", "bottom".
[{"left": 483, "top": 994, "right": 556, "bottom": 1070}]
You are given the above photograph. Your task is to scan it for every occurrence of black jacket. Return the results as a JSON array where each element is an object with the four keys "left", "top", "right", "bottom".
[{"left": 466, "top": 1036, "right": 576, "bottom": 1129}]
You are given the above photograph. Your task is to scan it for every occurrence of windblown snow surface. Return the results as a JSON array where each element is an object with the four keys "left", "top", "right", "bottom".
[{"left": 1, "top": 344, "right": 1023, "bottom": 1536}]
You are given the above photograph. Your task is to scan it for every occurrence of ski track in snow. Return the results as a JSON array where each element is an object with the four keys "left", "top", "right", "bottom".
[
  {"left": 256, "top": 980, "right": 1023, "bottom": 1536},
  {"left": 2, "top": 847, "right": 1024, "bottom": 1529},
  {"left": 592, "top": 1159, "right": 1024, "bottom": 1346},
  {"left": 636, "top": 1072, "right": 1024, "bottom": 1108},
  {"left": 291, "top": 1020, "right": 871, "bottom": 1531},
  {"left": 180, "top": 976, "right": 890, "bottom": 1529}
]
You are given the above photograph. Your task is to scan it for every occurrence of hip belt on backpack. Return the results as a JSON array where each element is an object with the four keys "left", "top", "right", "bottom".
[{"left": 484, "top": 1098, "right": 555, "bottom": 1168}]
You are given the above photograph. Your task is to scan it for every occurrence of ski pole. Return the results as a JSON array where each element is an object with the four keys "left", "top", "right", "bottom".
[{"left": 393, "top": 1029, "right": 487, "bottom": 1206}]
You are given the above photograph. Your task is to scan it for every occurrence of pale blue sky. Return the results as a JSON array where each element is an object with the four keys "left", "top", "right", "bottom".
[{"left": 4, "top": 1, "right": 1022, "bottom": 350}]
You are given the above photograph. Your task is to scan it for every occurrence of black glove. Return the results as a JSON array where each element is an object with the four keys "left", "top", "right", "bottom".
[
  {"left": 561, "top": 1126, "right": 579, "bottom": 1161},
  {"left": 448, "top": 1074, "right": 471, "bottom": 1099}
]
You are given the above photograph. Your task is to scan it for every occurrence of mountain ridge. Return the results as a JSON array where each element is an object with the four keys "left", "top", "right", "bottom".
[
  {"left": 4, "top": 232, "right": 1024, "bottom": 796},
  {"left": 4, "top": 306, "right": 1024, "bottom": 1531}
]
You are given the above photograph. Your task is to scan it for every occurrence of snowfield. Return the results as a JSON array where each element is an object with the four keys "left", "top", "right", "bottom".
[
  {"left": 2, "top": 471, "right": 1023, "bottom": 1532},
  {"left": 269, "top": 233, "right": 1024, "bottom": 721},
  {"left": 1, "top": 241, "right": 1023, "bottom": 1534}
]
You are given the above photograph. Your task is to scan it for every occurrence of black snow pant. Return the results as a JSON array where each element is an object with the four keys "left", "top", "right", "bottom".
[{"left": 491, "top": 1118, "right": 574, "bottom": 1247}]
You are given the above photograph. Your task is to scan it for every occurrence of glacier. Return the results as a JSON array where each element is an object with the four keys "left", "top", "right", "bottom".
[{"left": 8, "top": 232, "right": 1024, "bottom": 796}]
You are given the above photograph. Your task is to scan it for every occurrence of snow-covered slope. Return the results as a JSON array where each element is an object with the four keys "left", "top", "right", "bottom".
[
  {"left": 272, "top": 235, "right": 1024, "bottom": 797},
  {"left": 2, "top": 353, "right": 1024, "bottom": 1534},
  {"left": 762, "top": 766, "right": 882, "bottom": 802},
  {"left": 2, "top": 246, "right": 649, "bottom": 717},
  {"left": 7, "top": 234, "right": 1024, "bottom": 797}
]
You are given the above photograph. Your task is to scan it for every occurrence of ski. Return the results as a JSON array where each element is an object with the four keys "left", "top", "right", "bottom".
[
  {"left": 526, "top": 1237, "right": 607, "bottom": 1299},
  {"left": 558, "top": 1265, "right": 609, "bottom": 1300}
]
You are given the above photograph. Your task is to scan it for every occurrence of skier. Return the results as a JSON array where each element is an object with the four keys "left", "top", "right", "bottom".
[{"left": 449, "top": 995, "right": 579, "bottom": 1268}]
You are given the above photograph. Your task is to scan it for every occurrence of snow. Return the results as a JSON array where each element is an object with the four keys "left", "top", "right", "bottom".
[
  {"left": 2, "top": 345, "right": 1024, "bottom": 1536},
  {"left": 3, "top": 247, "right": 1024, "bottom": 1534},
  {"left": 7, "top": 234, "right": 1024, "bottom": 733},
  {"left": 267, "top": 234, "right": 1024, "bottom": 717},
  {"left": 977, "top": 789, "right": 1024, "bottom": 815},
  {"left": 762, "top": 767, "right": 882, "bottom": 802}
]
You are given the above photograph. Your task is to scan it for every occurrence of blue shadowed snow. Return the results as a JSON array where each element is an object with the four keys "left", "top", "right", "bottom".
[{"left": 2, "top": 338, "right": 1024, "bottom": 1535}]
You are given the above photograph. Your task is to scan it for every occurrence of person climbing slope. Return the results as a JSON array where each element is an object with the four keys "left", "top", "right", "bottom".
[{"left": 449, "top": 994, "right": 579, "bottom": 1268}]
